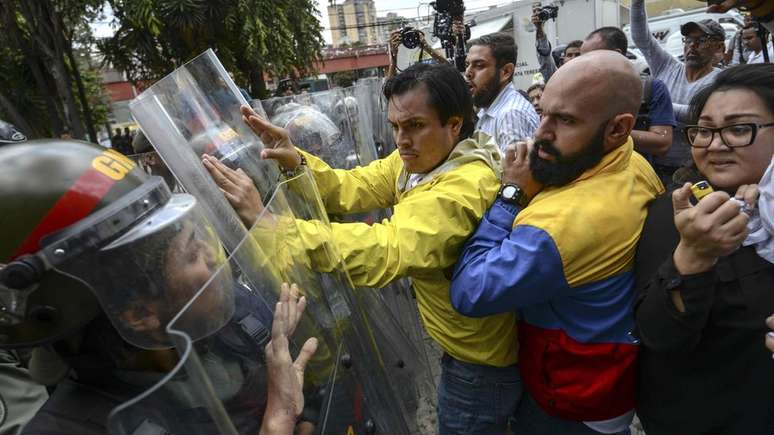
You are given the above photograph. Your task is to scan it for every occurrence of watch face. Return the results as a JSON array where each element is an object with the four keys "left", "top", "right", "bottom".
[{"left": 502, "top": 185, "right": 518, "bottom": 199}]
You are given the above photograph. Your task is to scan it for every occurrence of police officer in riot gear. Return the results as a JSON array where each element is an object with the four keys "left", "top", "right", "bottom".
[
  {"left": 0, "top": 139, "right": 315, "bottom": 435},
  {"left": 0, "top": 124, "right": 49, "bottom": 435}
]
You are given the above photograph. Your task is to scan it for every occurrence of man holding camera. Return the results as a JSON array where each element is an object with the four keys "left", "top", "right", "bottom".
[
  {"left": 386, "top": 28, "right": 450, "bottom": 80},
  {"left": 465, "top": 32, "right": 540, "bottom": 153},
  {"left": 532, "top": 6, "right": 582, "bottom": 83}
]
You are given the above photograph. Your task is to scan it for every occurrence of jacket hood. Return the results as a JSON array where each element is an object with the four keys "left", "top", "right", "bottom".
[{"left": 397, "top": 131, "right": 503, "bottom": 192}]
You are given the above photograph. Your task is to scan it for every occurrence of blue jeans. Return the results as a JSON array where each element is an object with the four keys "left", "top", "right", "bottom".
[
  {"left": 510, "top": 391, "right": 632, "bottom": 435},
  {"left": 436, "top": 353, "right": 522, "bottom": 435}
]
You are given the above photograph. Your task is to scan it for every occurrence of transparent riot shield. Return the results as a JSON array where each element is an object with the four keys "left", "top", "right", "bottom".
[
  {"left": 127, "top": 151, "right": 181, "bottom": 192},
  {"left": 355, "top": 77, "right": 395, "bottom": 158},
  {"left": 260, "top": 88, "right": 433, "bottom": 402},
  {"left": 107, "top": 174, "right": 417, "bottom": 434},
  {"left": 130, "top": 49, "right": 279, "bottom": 201},
  {"left": 129, "top": 49, "right": 285, "bottom": 325},
  {"left": 130, "top": 50, "right": 429, "bottom": 431}
]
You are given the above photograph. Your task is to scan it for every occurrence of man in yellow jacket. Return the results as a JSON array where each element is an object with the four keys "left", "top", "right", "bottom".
[{"left": 205, "top": 63, "right": 520, "bottom": 434}]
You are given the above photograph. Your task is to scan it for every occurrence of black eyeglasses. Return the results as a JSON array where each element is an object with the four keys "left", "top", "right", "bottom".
[
  {"left": 682, "top": 36, "right": 721, "bottom": 45},
  {"left": 684, "top": 122, "right": 774, "bottom": 148}
]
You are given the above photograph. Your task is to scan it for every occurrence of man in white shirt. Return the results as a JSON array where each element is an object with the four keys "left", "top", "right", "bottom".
[
  {"left": 465, "top": 32, "right": 539, "bottom": 153},
  {"left": 742, "top": 24, "right": 774, "bottom": 64}
]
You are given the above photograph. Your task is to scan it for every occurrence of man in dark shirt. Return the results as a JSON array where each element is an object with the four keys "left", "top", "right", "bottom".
[{"left": 580, "top": 26, "right": 677, "bottom": 186}]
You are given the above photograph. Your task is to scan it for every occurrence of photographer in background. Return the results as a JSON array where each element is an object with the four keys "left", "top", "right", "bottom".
[
  {"left": 533, "top": 5, "right": 582, "bottom": 82},
  {"left": 741, "top": 22, "right": 773, "bottom": 63},
  {"left": 465, "top": 33, "right": 539, "bottom": 153},
  {"left": 386, "top": 27, "right": 449, "bottom": 80}
]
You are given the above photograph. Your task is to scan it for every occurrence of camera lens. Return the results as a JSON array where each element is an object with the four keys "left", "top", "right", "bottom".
[{"left": 401, "top": 28, "right": 420, "bottom": 49}]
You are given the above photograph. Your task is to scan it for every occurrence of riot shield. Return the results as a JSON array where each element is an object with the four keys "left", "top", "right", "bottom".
[
  {"left": 106, "top": 174, "right": 416, "bottom": 434},
  {"left": 130, "top": 50, "right": 428, "bottom": 431},
  {"left": 129, "top": 49, "right": 279, "bottom": 201},
  {"left": 260, "top": 88, "right": 433, "bottom": 400},
  {"left": 355, "top": 77, "right": 395, "bottom": 158},
  {"left": 127, "top": 150, "right": 181, "bottom": 192},
  {"left": 129, "top": 48, "right": 285, "bottom": 322}
]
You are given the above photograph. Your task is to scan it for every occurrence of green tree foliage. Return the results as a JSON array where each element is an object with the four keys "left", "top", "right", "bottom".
[
  {"left": 0, "top": 0, "right": 110, "bottom": 141},
  {"left": 100, "top": 0, "right": 325, "bottom": 98}
]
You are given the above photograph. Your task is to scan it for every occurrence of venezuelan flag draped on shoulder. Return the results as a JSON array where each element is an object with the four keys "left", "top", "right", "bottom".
[
  {"left": 451, "top": 137, "right": 663, "bottom": 421},
  {"left": 293, "top": 132, "right": 521, "bottom": 367}
]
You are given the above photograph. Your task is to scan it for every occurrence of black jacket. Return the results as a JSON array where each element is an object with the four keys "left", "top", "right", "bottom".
[{"left": 633, "top": 192, "right": 774, "bottom": 435}]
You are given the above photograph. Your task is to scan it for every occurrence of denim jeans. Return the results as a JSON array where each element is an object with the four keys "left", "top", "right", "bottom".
[
  {"left": 436, "top": 353, "right": 522, "bottom": 435},
  {"left": 510, "top": 391, "right": 632, "bottom": 435}
]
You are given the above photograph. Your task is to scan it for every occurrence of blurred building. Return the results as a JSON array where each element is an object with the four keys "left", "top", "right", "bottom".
[
  {"left": 328, "top": 0, "right": 378, "bottom": 46},
  {"left": 375, "top": 12, "right": 406, "bottom": 44}
]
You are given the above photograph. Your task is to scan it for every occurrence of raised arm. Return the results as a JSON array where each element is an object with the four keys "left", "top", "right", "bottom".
[
  {"left": 630, "top": 0, "right": 680, "bottom": 77},
  {"left": 295, "top": 163, "right": 500, "bottom": 288}
]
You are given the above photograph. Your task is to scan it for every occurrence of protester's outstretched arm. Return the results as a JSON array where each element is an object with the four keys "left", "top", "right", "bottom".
[
  {"left": 260, "top": 283, "right": 317, "bottom": 435},
  {"left": 630, "top": 0, "right": 678, "bottom": 77},
  {"left": 532, "top": 11, "right": 557, "bottom": 82},
  {"left": 294, "top": 161, "right": 500, "bottom": 288},
  {"left": 239, "top": 105, "right": 398, "bottom": 214}
]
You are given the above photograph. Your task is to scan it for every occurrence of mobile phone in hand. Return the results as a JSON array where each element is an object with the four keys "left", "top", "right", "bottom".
[{"left": 691, "top": 181, "right": 714, "bottom": 201}]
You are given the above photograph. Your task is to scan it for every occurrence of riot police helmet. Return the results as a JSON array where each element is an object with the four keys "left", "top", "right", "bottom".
[{"left": 0, "top": 140, "right": 234, "bottom": 350}]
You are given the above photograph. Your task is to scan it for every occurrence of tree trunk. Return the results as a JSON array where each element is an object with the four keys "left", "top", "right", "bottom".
[
  {"left": 65, "top": 38, "right": 98, "bottom": 143},
  {"left": 20, "top": 0, "right": 86, "bottom": 139},
  {"left": 249, "top": 66, "right": 268, "bottom": 99},
  {"left": 1, "top": 1, "right": 63, "bottom": 137},
  {"left": 0, "top": 91, "right": 34, "bottom": 137}
]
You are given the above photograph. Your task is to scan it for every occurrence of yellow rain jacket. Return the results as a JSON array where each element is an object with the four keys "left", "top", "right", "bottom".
[{"left": 296, "top": 132, "right": 519, "bottom": 367}]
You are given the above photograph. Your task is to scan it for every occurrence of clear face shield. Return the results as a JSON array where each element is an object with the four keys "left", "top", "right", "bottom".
[{"left": 32, "top": 177, "right": 234, "bottom": 350}]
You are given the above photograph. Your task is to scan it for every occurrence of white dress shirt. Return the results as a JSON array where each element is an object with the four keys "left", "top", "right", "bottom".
[{"left": 475, "top": 84, "right": 540, "bottom": 153}]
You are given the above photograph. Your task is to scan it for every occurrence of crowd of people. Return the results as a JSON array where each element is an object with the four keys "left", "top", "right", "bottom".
[{"left": 0, "top": 0, "right": 773, "bottom": 434}]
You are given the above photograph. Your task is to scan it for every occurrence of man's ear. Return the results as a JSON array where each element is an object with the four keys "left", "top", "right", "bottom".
[
  {"left": 500, "top": 63, "right": 515, "bottom": 85},
  {"left": 605, "top": 113, "right": 636, "bottom": 149},
  {"left": 447, "top": 116, "right": 463, "bottom": 136}
]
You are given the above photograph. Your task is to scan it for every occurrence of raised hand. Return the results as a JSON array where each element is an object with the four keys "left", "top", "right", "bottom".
[
  {"left": 260, "top": 283, "right": 318, "bottom": 435},
  {"left": 672, "top": 183, "right": 749, "bottom": 275},
  {"left": 202, "top": 154, "right": 264, "bottom": 227},
  {"left": 240, "top": 105, "right": 302, "bottom": 171}
]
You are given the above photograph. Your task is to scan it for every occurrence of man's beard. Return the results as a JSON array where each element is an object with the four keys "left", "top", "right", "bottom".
[
  {"left": 529, "top": 124, "right": 607, "bottom": 187},
  {"left": 473, "top": 70, "right": 504, "bottom": 108}
]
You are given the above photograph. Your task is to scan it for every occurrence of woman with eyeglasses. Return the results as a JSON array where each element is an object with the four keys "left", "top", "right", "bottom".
[{"left": 632, "top": 64, "right": 774, "bottom": 435}]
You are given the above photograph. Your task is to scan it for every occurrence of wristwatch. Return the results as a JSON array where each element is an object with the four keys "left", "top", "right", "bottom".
[{"left": 498, "top": 183, "right": 530, "bottom": 208}]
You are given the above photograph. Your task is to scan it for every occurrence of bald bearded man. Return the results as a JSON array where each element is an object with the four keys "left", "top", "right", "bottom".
[{"left": 450, "top": 51, "right": 663, "bottom": 434}]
